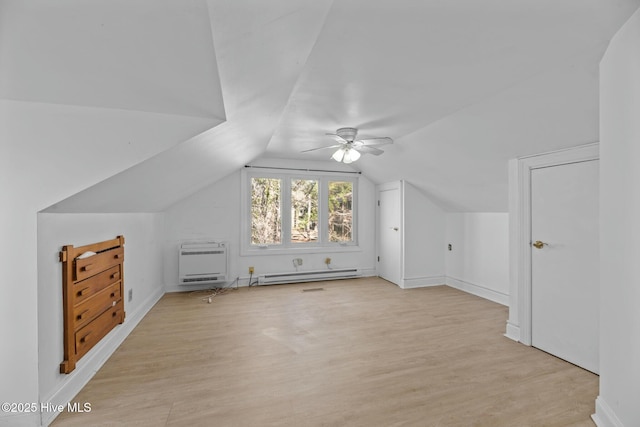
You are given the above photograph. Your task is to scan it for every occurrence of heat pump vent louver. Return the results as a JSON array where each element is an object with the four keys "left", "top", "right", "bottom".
[
  {"left": 181, "top": 250, "right": 225, "bottom": 256},
  {"left": 178, "top": 241, "right": 228, "bottom": 285},
  {"left": 181, "top": 277, "right": 221, "bottom": 283}
]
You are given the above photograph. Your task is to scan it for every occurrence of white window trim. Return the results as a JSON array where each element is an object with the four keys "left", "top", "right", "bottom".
[{"left": 240, "top": 168, "right": 360, "bottom": 256}]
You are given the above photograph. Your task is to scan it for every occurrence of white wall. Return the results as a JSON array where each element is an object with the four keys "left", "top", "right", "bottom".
[
  {"left": 445, "top": 213, "right": 509, "bottom": 305},
  {"left": 0, "top": 99, "right": 196, "bottom": 426},
  {"left": 595, "top": 8, "right": 640, "bottom": 427},
  {"left": 163, "top": 163, "right": 377, "bottom": 292},
  {"left": 377, "top": 180, "right": 508, "bottom": 298},
  {"left": 36, "top": 213, "right": 165, "bottom": 424},
  {"left": 402, "top": 181, "right": 446, "bottom": 287}
]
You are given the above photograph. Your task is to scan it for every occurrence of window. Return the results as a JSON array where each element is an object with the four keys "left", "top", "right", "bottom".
[
  {"left": 242, "top": 169, "right": 358, "bottom": 254},
  {"left": 251, "top": 178, "right": 281, "bottom": 245},
  {"left": 291, "top": 179, "right": 319, "bottom": 243},
  {"left": 328, "top": 181, "right": 353, "bottom": 242}
]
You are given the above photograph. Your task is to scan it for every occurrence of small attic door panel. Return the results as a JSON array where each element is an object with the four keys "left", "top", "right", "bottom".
[{"left": 377, "top": 181, "right": 402, "bottom": 285}]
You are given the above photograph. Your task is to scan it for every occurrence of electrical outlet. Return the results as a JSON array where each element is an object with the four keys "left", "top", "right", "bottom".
[
  {"left": 249, "top": 266, "right": 254, "bottom": 274},
  {"left": 295, "top": 258, "right": 303, "bottom": 266},
  {"left": 128, "top": 288, "right": 133, "bottom": 302},
  {"left": 448, "top": 244, "right": 452, "bottom": 251},
  {"left": 325, "top": 257, "right": 331, "bottom": 265}
]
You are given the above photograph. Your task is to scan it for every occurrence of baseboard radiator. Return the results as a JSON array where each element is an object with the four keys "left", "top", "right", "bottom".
[{"left": 258, "top": 268, "right": 360, "bottom": 285}]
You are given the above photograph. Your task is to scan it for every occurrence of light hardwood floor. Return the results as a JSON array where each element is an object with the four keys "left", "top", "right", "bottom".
[{"left": 52, "top": 277, "right": 598, "bottom": 427}]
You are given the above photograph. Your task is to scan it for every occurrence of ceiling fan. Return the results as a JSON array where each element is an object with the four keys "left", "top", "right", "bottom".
[{"left": 302, "top": 127, "right": 393, "bottom": 163}]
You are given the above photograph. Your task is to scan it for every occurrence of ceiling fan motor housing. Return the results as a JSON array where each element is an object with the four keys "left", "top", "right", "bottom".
[{"left": 336, "top": 127, "right": 358, "bottom": 142}]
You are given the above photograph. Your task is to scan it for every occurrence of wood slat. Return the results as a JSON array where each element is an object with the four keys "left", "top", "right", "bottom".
[
  {"left": 73, "top": 265, "right": 121, "bottom": 306},
  {"left": 68, "top": 236, "right": 125, "bottom": 259},
  {"left": 74, "top": 247, "right": 124, "bottom": 282}
]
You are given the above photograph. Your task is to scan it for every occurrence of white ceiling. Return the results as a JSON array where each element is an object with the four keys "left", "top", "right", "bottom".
[{"left": 3, "top": 0, "right": 638, "bottom": 212}]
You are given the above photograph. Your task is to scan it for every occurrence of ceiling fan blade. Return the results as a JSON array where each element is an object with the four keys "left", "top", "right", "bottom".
[
  {"left": 354, "top": 145, "right": 384, "bottom": 156},
  {"left": 301, "top": 144, "right": 343, "bottom": 153},
  {"left": 326, "top": 133, "right": 350, "bottom": 144},
  {"left": 355, "top": 137, "right": 393, "bottom": 147}
]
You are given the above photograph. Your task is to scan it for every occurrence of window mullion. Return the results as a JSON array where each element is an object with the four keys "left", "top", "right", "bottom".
[
  {"left": 282, "top": 178, "right": 292, "bottom": 247},
  {"left": 318, "top": 177, "right": 327, "bottom": 244}
]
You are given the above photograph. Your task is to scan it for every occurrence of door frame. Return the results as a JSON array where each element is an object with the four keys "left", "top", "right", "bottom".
[
  {"left": 376, "top": 181, "right": 404, "bottom": 286},
  {"left": 506, "top": 143, "right": 599, "bottom": 345}
]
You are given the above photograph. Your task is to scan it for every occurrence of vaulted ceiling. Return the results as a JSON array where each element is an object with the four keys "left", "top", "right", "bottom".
[{"left": 3, "top": 0, "right": 639, "bottom": 212}]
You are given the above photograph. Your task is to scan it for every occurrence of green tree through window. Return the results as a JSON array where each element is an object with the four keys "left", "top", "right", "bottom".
[
  {"left": 245, "top": 172, "right": 356, "bottom": 250},
  {"left": 328, "top": 181, "right": 353, "bottom": 242},
  {"left": 251, "top": 178, "right": 281, "bottom": 245},
  {"left": 291, "top": 179, "right": 319, "bottom": 243}
]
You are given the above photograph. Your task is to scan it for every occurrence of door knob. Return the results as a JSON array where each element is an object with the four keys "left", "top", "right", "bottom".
[
  {"left": 532, "top": 240, "right": 548, "bottom": 249},
  {"left": 391, "top": 227, "right": 399, "bottom": 231}
]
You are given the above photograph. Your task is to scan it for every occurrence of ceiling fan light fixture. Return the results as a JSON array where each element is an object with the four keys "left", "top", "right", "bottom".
[
  {"left": 346, "top": 148, "right": 361, "bottom": 162},
  {"left": 332, "top": 147, "right": 361, "bottom": 164},
  {"left": 331, "top": 147, "right": 346, "bottom": 162},
  {"left": 310, "top": 127, "right": 392, "bottom": 162},
  {"left": 335, "top": 127, "right": 358, "bottom": 142}
]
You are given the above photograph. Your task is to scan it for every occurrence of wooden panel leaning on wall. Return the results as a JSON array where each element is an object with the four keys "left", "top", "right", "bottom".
[{"left": 59, "top": 236, "right": 125, "bottom": 374}]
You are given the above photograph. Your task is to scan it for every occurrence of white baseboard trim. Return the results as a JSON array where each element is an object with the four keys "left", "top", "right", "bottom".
[
  {"left": 401, "top": 276, "right": 446, "bottom": 289},
  {"left": 0, "top": 412, "right": 40, "bottom": 427},
  {"left": 41, "top": 286, "right": 165, "bottom": 427},
  {"left": 504, "top": 321, "right": 521, "bottom": 342},
  {"left": 360, "top": 268, "right": 377, "bottom": 278},
  {"left": 592, "top": 396, "right": 625, "bottom": 427},
  {"left": 445, "top": 276, "right": 509, "bottom": 306},
  {"left": 166, "top": 282, "right": 226, "bottom": 293},
  {"left": 166, "top": 269, "right": 379, "bottom": 293}
]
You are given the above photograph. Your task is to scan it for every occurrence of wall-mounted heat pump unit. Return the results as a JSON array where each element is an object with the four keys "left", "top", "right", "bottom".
[{"left": 178, "top": 241, "right": 227, "bottom": 285}]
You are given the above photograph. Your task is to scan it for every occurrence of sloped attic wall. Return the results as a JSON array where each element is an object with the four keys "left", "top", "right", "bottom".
[
  {"left": 6, "top": 102, "right": 218, "bottom": 414},
  {"left": 261, "top": 0, "right": 640, "bottom": 213},
  {"left": 0, "top": 101, "right": 219, "bottom": 425},
  {"left": 0, "top": 0, "right": 225, "bottom": 421},
  {"left": 0, "top": 0, "right": 225, "bottom": 120},
  {"left": 43, "top": 0, "right": 334, "bottom": 214},
  {"left": 355, "top": 62, "right": 602, "bottom": 212}
]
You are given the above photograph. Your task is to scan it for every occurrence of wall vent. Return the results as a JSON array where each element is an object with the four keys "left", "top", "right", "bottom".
[{"left": 178, "top": 241, "right": 227, "bottom": 285}]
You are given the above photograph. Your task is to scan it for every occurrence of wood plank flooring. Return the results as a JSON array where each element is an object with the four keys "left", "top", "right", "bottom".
[{"left": 52, "top": 277, "right": 598, "bottom": 427}]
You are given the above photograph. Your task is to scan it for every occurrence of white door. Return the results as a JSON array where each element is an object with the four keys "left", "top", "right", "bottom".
[
  {"left": 531, "top": 159, "right": 599, "bottom": 373},
  {"left": 378, "top": 185, "right": 402, "bottom": 285}
]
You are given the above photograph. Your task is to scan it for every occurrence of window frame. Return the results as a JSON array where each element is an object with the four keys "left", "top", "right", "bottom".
[
  {"left": 289, "top": 177, "right": 321, "bottom": 245},
  {"left": 240, "top": 168, "right": 359, "bottom": 256}
]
